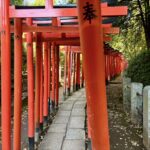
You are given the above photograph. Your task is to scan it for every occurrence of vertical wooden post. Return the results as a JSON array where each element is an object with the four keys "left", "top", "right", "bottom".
[
  {"left": 52, "top": 17, "right": 61, "bottom": 27},
  {"left": 76, "top": 53, "right": 80, "bottom": 90},
  {"left": 50, "top": 44, "right": 53, "bottom": 112},
  {"left": 35, "top": 33, "right": 42, "bottom": 143},
  {"left": 40, "top": 43, "right": 44, "bottom": 132},
  {"left": 67, "top": 48, "right": 71, "bottom": 96},
  {"left": 55, "top": 45, "right": 59, "bottom": 107},
  {"left": 109, "top": 54, "right": 112, "bottom": 79},
  {"left": 63, "top": 50, "right": 67, "bottom": 100},
  {"left": 57, "top": 46, "right": 60, "bottom": 102},
  {"left": 13, "top": 18, "right": 23, "bottom": 150},
  {"left": 108, "top": 54, "right": 110, "bottom": 81},
  {"left": 43, "top": 42, "right": 48, "bottom": 126},
  {"left": 116, "top": 56, "right": 118, "bottom": 75},
  {"left": 112, "top": 55, "right": 114, "bottom": 78},
  {"left": 73, "top": 53, "right": 76, "bottom": 91},
  {"left": 70, "top": 50, "right": 73, "bottom": 92},
  {"left": 26, "top": 18, "right": 35, "bottom": 150},
  {"left": 48, "top": 43, "right": 51, "bottom": 114},
  {"left": 114, "top": 55, "right": 117, "bottom": 76},
  {"left": 81, "top": 63, "right": 84, "bottom": 88},
  {"left": 76, "top": 53, "right": 78, "bottom": 90},
  {"left": 51, "top": 17, "right": 60, "bottom": 104},
  {"left": 45, "top": 0, "right": 53, "bottom": 9},
  {"left": 0, "top": 0, "right": 11, "bottom": 149},
  {"left": 116, "top": 56, "right": 119, "bottom": 75},
  {"left": 105, "top": 55, "right": 108, "bottom": 83},
  {"left": 87, "top": 105, "right": 92, "bottom": 139},
  {"left": 105, "top": 54, "right": 108, "bottom": 81},
  {"left": 51, "top": 43, "right": 56, "bottom": 110},
  {"left": 72, "top": 52, "right": 74, "bottom": 90},
  {"left": 59, "top": 61, "right": 62, "bottom": 84},
  {"left": 77, "top": 0, "right": 110, "bottom": 149}
]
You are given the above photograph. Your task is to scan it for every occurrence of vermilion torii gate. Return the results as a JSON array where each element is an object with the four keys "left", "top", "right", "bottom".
[{"left": 0, "top": 0, "right": 128, "bottom": 150}]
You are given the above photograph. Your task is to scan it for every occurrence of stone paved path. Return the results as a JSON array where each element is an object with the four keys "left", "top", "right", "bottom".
[{"left": 39, "top": 89, "right": 86, "bottom": 150}]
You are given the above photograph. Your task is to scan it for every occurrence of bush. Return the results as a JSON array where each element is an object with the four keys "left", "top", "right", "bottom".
[{"left": 126, "top": 50, "right": 150, "bottom": 86}]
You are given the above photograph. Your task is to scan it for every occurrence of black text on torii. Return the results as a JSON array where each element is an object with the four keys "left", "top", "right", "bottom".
[{"left": 83, "top": 2, "right": 97, "bottom": 24}]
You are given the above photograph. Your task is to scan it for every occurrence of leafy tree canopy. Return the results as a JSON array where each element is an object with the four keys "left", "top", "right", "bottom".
[{"left": 109, "top": 0, "right": 150, "bottom": 60}]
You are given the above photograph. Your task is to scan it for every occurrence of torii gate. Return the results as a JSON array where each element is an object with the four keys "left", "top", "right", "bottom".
[
  {"left": 0, "top": 0, "right": 128, "bottom": 150},
  {"left": 61, "top": 25, "right": 120, "bottom": 92}
]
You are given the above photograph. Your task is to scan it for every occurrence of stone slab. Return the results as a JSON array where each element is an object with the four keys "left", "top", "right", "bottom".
[
  {"left": 57, "top": 110, "right": 71, "bottom": 117},
  {"left": 71, "top": 108, "right": 85, "bottom": 116},
  {"left": 62, "top": 140, "right": 85, "bottom": 150},
  {"left": 60, "top": 104, "right": 73, "bottom": 111},
  {"left": 66, "top": 97, "right": 78, "bottom": 101},
  {"left": 74, "top": 103, "right": 86, "bottom": 109},
  {"left": 63, "top": 101, "right": 75, "bottom": 105},
  {"left": 39, "top": 133, "right": 64, "bottom": 150},
  {"left": 73, "top": 101, "right": 86, "bottom": 109},
  {"left": 66, "top": 129, "right": 85, "bottom": 140},
  {"left": 123, "top": 77, "right": 131, "bottom": 114},
  {"left": 69, "top": 116, "right": 85, "bottom": 129},
  {"left": 143, "top": 86, "right": 150, "bottom": 149},
  {"left": 53, "top": 116, "right": 70, "bottom": 124},
  {"left": 131, "top": 82, "right": 143, "bottom": 124},
  {"left": 48, "top": 124, "right": 67, "bottom": 133},
  {"left": 75, "top": 101, "right": 86, "bottom": 105},
  {"left": 80, "top": 96, "right": 86, "bottom": 98}
]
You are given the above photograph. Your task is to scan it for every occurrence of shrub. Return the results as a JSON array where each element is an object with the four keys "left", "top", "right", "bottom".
[{"left": 126, "top": 50, "right": 150, "bottom": 86}]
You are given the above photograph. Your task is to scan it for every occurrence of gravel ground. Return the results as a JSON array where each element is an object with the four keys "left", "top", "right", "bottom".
[{"left": 107, "top": 76, "right": 146, "bottom": 150}]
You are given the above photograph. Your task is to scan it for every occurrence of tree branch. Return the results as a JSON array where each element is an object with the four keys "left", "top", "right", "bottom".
[{"left": 137, "top": 0, "right": 146, "bottom": 28}]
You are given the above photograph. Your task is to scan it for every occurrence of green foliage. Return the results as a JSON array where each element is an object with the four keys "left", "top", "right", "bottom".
[
  {"left": 109, "top": 28, "right": 147, "bottom": 60},
  {"left": 126, "top": 50, "right": 150, "bottom": 86},
  {"left": 13, "top": 0, "right": 23, "bottom": 5},
  {"left": 34, "top": 0, "right": 45, "bottom": 6},
  {"left": 109, "top": 0, "right": 147, "bottom": 60},
  {"left": 13, "top": 0, "right": 76, "bottom": 6},
  {"left": 67, "top": 0, "right": 76, "bottom": 3},
  {"left": 60, "top": 51, "right": 65, "bottom": 67},
  {"left": 33, "top": 0, "right": 76, "bottom": 5},
  {"left": 110, "top": 0, "right": 150, "bottom": 85},
  {"left": 54, "top": 0, "right": 76, "bottom": 4}
]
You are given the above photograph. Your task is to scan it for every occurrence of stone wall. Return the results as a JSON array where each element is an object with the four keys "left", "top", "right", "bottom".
[
  {"left": 123, "top": 77, "right": 131, "bottom": 114},
  {"left": 131, "top": 83, "right": 143, "bottom": 125},
  {"left": 122, "top": 77, "right": 150, "bottom": 149}
]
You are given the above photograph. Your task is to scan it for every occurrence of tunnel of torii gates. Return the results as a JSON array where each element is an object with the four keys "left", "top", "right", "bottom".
[{"left": 0, "top": 0, "right": 128, "bottom": 150}]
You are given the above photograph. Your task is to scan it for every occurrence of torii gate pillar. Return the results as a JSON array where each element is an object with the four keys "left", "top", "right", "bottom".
[
  {"left": 0, "top": 0, "right": 11, "bottom": 149},
  {"left": 77, "top": 0, "right": 110, "bottom": 149}
]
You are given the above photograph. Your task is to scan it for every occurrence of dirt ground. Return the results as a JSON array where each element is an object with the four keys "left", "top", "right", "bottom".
[{"left": 107, "top": 76, "right": 146, "bottom": 150}]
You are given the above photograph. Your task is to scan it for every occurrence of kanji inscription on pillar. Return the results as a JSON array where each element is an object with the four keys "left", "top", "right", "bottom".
[{"left": 83, "top": 2, "right": 97, "bottom": 24}]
